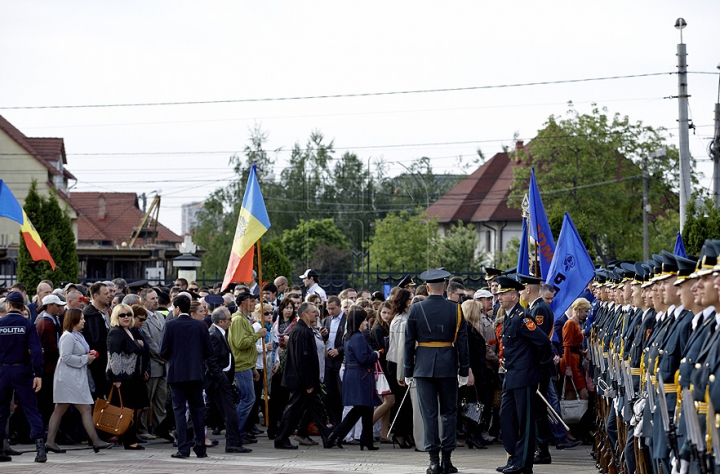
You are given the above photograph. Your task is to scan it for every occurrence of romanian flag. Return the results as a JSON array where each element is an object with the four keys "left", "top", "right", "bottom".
[
  {"left": 0, "top": 180, "right": 56, "bottom": 270},
  {"left": 221, "top": 165, "right": 270, "bottom": 290}
]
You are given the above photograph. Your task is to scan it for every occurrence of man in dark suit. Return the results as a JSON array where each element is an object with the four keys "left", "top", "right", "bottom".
[
  {"left": 320, "top": 295, "right": 345, "bottom": 427},
  {"left": 206, "top": 306, "right": 251, "bottom": 454},
  {"left": 160, "top": 295, "right": 214, "bottom": 459},
  {"left": 274, "top": 302, "right": 335, "bottom": 450},
  {"left": 496, "top": 276, "right": 552, "bottom": 474},
  {"left": 404, "top": 269, "right": 470, "bottom": 474}
]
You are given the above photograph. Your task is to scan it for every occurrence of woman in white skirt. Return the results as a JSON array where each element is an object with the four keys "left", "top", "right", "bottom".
[{"left": 45, "top": 309, "right": 113, "bottom": 454}]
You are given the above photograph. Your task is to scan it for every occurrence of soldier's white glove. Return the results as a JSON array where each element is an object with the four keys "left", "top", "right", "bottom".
[
  {"left": 458, "top": 376, "right": 469, "bottom": 386},
  {"left": 404, "top": 377, "right": 415, "bottom": 387}
]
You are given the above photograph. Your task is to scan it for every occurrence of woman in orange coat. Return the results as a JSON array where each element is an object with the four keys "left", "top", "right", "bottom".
[{"left": 559, "top": 298, "right": 591, "bottom": 400}]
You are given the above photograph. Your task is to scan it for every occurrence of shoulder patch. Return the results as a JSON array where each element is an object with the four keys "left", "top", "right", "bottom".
[
  {"left": 536, "top": 315, "right": 544, "bottom": 326},
  {"left": 524, "top": 318, "right": 536, "bottom": 331}
]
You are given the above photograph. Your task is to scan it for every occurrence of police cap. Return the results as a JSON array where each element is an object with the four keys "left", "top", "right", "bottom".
[
  {"left": 495, "top": 276, "right": 525, "bottom": 293},
  {"left": 419, "top": 269, "right": 451, "bottom": 284},
  {"left": 484, "top": 267, "right": 502, "bottom": 281},
  {"left": 5, "top": 291, "right": 24, "bottom": 306},
  {"left": 397, "top": 275, "right": 416, "bottom": 288},
  {"left": 515, "top": 273, "right": 541, "bottom": 286}
]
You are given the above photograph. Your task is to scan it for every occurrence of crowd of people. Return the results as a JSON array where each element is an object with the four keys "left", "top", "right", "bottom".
[{"left": 0, "top": 265, "right": 595, "bottom": 474}]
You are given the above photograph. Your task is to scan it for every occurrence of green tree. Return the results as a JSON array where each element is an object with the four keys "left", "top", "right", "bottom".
[
  {"left": 259, "top": 238, "right": 292, "bottom": 284},
  {"left": 511, "top": 105, "right": 681, "bottom": 264},
  {"left": 17, "top": 180, "right": 78, "bottom": 290},
  {"left": 281, "top": 219, "right": 350, "bottom": 277},
  {"left": 436, "top": 221, "right": 486, "bottom": 272},
  {"left": 682, "top": 195, "right": 720, "bottom": 256},
  {"left": 367, "top": 210, "right": 439, "bottom": 273}
]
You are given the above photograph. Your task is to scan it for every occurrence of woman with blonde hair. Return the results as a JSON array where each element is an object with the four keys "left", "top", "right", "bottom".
[
  {"left": 560, "top": 298, "right": 591, "bottom": 400},
  {"left": 460, "top": 300, "right": 488, "bottom": 448},
  {"left": 106, "top": 304, "right": 148, "bottom": 450}
]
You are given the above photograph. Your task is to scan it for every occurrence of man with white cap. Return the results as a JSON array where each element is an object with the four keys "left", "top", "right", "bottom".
[
  {"left": 300, "top": 269, "right": 326, "bottom": 302},
  {"left": 36, "top": 294, "right": 66, "bottom": 427}
]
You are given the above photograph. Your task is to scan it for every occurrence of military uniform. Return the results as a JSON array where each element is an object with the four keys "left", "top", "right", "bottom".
[
  {"left": 496, "top": 276, "right": 552, "bottom": 474},
  {"left": 404, "top": 269, "right": 469, "bottom": 474},
  {"left": 0, "top": 291, "right": 46, "bottom": 463}
]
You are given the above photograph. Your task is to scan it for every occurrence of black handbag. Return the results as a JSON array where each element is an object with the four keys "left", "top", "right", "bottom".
[{"left": 460, "top": 385, "right": 484, "bottom": 424}]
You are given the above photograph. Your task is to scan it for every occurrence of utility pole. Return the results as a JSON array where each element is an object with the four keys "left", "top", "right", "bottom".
[
  {"left": 643, "top": 155, "right": 649, "bottom": 262},
  {"left": 712, "top": 71, "right": 720, "bottom": 206},
  {"left": 675, "top": 18, "right": 692, "bottom": 231}
]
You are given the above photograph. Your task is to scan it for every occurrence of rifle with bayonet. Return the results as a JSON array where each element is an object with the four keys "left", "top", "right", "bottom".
[
  {"left": 681, "top": 388, "right": 710, "bottom": 474},
  {"left": 657, "top": 374, "right": 680, "bottom": 460}
]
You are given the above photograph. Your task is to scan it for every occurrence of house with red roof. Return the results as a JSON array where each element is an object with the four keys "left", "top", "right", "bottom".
[
  {"left": 425, "top": 141, "right": 527, "bottom": 265},
  {"left": 0, "top": 115, "right": 183, "bottom": 284}
]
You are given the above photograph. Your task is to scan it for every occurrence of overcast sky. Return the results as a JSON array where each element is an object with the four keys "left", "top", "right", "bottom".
[{"left": 2, "top": 1, "right": 719, "bottom": 235}]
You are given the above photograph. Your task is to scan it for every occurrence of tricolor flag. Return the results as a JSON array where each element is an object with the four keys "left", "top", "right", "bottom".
[
  {"left": 222, "top": 165, "right": 270, "bottom": 290},
  {"left": 545, "top": 212, "right": 595, "bottom": 321},
  {"left": 0, "top": 180, "right": 56, "bottom": 269},
  {"left": 529, "top": 167, "right": 555, "bottom": 279}
]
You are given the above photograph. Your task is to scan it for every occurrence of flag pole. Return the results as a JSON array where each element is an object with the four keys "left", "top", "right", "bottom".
[{"left": 257, "top": 240, "right": 270, "bottom": 426}]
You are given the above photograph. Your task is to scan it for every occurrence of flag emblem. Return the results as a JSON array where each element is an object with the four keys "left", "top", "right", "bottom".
[
  {"left": 563, "top": 254, "right": 576, "bottom": 273},
  {"left": 524, "top": 318, "right": 537, "bottom": 331},
  {"left": 536, "top": 315, "right": 544, "bottom": 326}
]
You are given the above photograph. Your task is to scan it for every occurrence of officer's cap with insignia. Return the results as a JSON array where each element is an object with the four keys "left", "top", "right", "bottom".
[
  {"left": 495, "top": 276, "right": 525, "bottom": 294},
  {"left": 419, "top": 269, "right": 452, "bottom": 284},
  {"left": 593, "top": 270, "right": 607, "bottom": 287},
  {"left": 619, "top": 262, "right": 636, "bottom": 283},
  {"left": 631, "top": 262, "right": 646, "bottom": 285},
  {"left": 655, "top": 250, "right": 679, "bottom": 282},
  {"left": 516, "top": 273, "right": 542, "bottom": 286},
  {"left": 127, "top": 279, "right": 149, "bottom": 294},
  {"left": 397, "top": 275, "right": 416, "bottom": 288},
  {"left": 484, "top": 267, "right": 502, "bottom": 281},
  {"left": 697, "top": 240, "right": 720, "bottom": 277},
  {"left": 675, "top": 255, "right": 699, "bottom": 286}
]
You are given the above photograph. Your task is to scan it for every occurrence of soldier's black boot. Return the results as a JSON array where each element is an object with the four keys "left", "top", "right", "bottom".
[
  {"left": 427, "top": 450, "right": 441, "bottom": 474},
  {"left": 442, "top": 450, "right": 458, "bottom": 473},
  {"left": 533, "top": 444, "right": 551, "bottom": 464},
  {"left": 34, "top": 439, "right": 47, "bottom": 463}
]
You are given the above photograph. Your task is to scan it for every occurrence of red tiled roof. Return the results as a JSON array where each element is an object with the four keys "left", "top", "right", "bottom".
[
  {"left": 69, "top": 192, "right": 182, "bottom": 247},
  {"left": 0, "top": 116, "right": 65, "bottom": 176},
  {"left": 426, "top": 151, "right": 524, "bottom": 223}
]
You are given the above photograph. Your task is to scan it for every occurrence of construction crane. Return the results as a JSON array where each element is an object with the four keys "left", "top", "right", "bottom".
[{"left": 129, "top": 193, "right": 161, "bottom": 247}]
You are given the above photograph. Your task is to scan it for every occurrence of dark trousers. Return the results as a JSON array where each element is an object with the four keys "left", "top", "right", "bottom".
[
  {"left": 206, "top": 374, "right": 242, "bottom": 447},
  {"left": 324, "top": 365, "right": 342, "bottom": 426},
  {"left": 387, "top": 361, "right": 412, "bottom": 437},
  {"left": 170, "top": 381, "right": 206, "bottom": 456},
  {"left": 276, "top": 388, "right": 331, "bottom": 444},
  {"left": 500, "top": 383, "right": 538, "bottom": 470},
  {"left": 0, "top": 367, "right": 44, "bottom": 441},
  {"left": 415, "top": 376, "right": 458, "bottom": 452},
  {"left": 267, "top": 374, "right": 289, "bottom": 438},
  {"left": 332, "top": 406, "right": 373, "bottom": 445},
  {"left": 38, "top": 373, "right": 55, "bottom": 428}
]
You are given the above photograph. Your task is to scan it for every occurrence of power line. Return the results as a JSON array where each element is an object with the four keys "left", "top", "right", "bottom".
[{"left": 0, "top": 72, "right": 687, "bottom": 110}]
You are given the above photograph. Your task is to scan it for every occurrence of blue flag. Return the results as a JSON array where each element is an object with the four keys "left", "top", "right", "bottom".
[
  {"left": 546, "top": 212, "right": 595, "bottom": 322},
  {"left": 674, "top": 231, "right": 687, "bottom": 258},
  {"left": 0, "top": 180, "right": 24, "bottom": 224},
  {"left": 529, "top": 168, "right": 555, "bottom": 279},
  {"left": 517, "top": 217, "right": 530, "bottom": 275}
]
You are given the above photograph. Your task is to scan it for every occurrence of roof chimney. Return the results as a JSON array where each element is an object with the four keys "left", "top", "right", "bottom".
[{"left": 514, "top": 140, "right": 524, "bottom": 162}]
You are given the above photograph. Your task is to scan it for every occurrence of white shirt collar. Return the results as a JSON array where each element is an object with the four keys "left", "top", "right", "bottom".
[{"left": 212, "top": 323, "right": 226, "bottom": 336}]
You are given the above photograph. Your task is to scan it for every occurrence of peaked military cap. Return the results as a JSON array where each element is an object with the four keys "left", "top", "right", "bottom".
[
  {"left": 484, "top": 267, "right": 502, "bottom": 281},
  {"left": 397, "top": 275, "right": 416, "bottom": 288},
  {"left": 655, "top": 250, "right": 679, "bottom": 282},
  {"left": 674, "top": 255, "right": 699, "bottom": 285},
  {"left": 516, "top": 273, "right": 542, "bottom": 286},
  {"left": 697, "top": 240, "right": 720, "bottom": 277},
  {"left": 419, "top": 269, "right": 451, "bottom": 284},
  {"left": 495, "top": 276, "right": 525, "bottom": 293}
]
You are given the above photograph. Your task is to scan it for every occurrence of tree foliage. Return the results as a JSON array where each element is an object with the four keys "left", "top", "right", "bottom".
[
  {"left": 281, "top": 218, "right": 350, "bottom": 277},
  {"left": 682, "top": 195, "right": 720, "bottom": 256},
  {"left": 510, "top": 105, "right": 681, "bottom": 264},
  {"left": 436, "top": 221, "right": 487, "bottom": 272},
  {"left": 17, "top": 180, "right": 78, "bottom": 290},
  {"left": 259, "top": 238, "right": 292, "bottom": 284},
  {"left": 367, "top": 211, "right": 439, "bottom": 273}
]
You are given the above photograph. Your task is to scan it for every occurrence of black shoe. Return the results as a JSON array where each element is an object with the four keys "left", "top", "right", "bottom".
[
  {"left": 533, "top": 453, "right": 551, "bottom": 464},
  {"left": 249, "top": 425, "right": 263, "bottom": 435},
  {"left": 244, "top": 432, "right": 256, "bottom": 439},
  {"left": 4, "top": 446, "right": 21, "bottom": 456},
  {"left": 171, "top": 451, "right": 190, "bottom": 458},
  {"left": 496, "top": 463, "right": 511, "bottom": 473},
  {"left": 466, "top": 436, "right": 487, "bottom": 449},
  {"left": 196, "top": 452, "right": 208, "bottom": 458},
  {"left": 325, "top": 433, "right": 343, "bottom": 449},
  {"left": 360, "top": 443, "right": 379, "bottom": 451},
  {"left": 34, "top": 439, "right": 47, "bottom": 463},
  {"left": 392, "top": 435, "right": 411, "bottom": 449},
  {"left": 226, "top": 445, "right": 252, "bottom": 453},
  {"left": 155, "top": 430, "right": 175, "bottom": 442},
  {"left": 45, "top": 444, "right": 66, "bottom": 454},
  {"left": 0, "top": 453, "right": 10, "bottom": 462},
  {"left": 212, "top": 427, "right": 222, "bottom": 436},
  {"left": 274, "top": 440, "right": 298, "bottom": 450},
  {"left": 240, "top": 436, "right": 258, "bottom": 444},
  {"left": 556, "top": 438, "right": 582, "bottom": 449},
  {"left": 426, "top": 463, "right": 441, "bottom": 474},
  {"left": 503, "top": 466, "right": 529, "bottom": 474}
]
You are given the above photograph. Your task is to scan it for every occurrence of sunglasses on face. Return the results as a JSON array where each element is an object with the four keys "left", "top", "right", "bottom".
[
  {"left": 264, "top": 311, "right": 272, "bottom": 315},
  {"left": 137, "top": 317, "right": 147, "bottom": 322},
  {"left": 118, "top": 313, "right": 132, "bottom": 318}
]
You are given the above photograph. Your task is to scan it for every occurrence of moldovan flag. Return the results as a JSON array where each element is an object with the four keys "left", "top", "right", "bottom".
[
  {"left": 222, "top": 165, "right": 270, "bottom": 290},
  {"left": 0, "top": 180, "right": 56, "bottom": 269}
]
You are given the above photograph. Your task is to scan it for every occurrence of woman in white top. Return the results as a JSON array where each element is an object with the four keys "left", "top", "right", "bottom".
[
  {"left": 385, "top": 288, "right": 414, "bottom": 448},
  {"left": 45, "top": 309, "right": 113, "bottom": 454}
]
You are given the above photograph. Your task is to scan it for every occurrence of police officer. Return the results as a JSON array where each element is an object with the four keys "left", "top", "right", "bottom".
[
  {"left": 0, "top": 291, "right": 46, "bottom": 463},
  {"left": 404, "top": 269, "right": 469, "bottom": 474},
  {"left": 495, "top": 276, "right": 552, "bottom": 474}
]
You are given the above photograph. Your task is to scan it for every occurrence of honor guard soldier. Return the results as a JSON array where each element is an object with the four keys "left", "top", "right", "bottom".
[
  {"left": 495, "top": 276, "right": 552, "bottom": 474},
  {"left": 404, "top": 269, "right": 470, "bottom": 474},
  {"left": 0, "top": 291, "right": 47, "bottom": 463}
]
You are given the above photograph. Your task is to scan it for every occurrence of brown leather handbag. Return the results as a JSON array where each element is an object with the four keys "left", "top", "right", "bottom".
[{"left": 93, "top": 386, "right": 134, "bottom": 435}]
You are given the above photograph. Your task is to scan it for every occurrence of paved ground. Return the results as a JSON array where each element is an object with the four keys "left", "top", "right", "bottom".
[{"left": 6, "top": 434, "right": 598, "bottom": 474}]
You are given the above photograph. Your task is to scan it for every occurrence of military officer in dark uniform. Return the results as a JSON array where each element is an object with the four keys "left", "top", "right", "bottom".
[
  {"left": 495, "top": 276, "right": 552, "bottom": 474},
  {"left": 404, "top": 269, "right": 470, "bottom": 474},
  {"left": 0, "top": 291, "right": 47, "bottom": 463}
]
